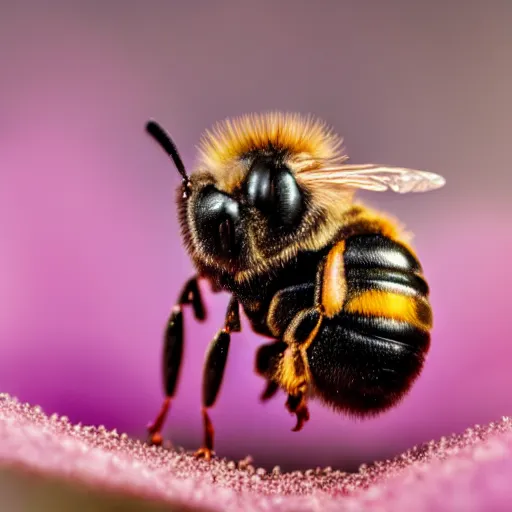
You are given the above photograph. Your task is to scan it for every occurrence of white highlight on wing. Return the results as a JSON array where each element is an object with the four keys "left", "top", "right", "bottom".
[{"left": 301, "top": 164, "right": 446, "bottom": 194}]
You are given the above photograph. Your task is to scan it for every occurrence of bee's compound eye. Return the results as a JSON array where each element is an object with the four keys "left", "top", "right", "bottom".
[
  {"left": 194, "top": 186, "right": 240, "bottom": 258},
  {"left": 245, "top": 160, "right": 304, "bottom": 229},
  {"left": 246, "top": 161, "right": 273, "bottom": 213},
  {"left": 273, "top": 169, "right": 303, "bottom": 227}
]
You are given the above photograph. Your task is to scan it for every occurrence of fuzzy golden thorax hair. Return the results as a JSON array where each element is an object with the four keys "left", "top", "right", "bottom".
[{"left": 177, "top": 112, "right": 389, "bottom": 282}]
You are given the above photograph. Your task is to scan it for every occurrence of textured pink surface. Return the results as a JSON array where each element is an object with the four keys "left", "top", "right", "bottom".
[{"left": 1, "top": 395, "right": 512, "bottom": 511}]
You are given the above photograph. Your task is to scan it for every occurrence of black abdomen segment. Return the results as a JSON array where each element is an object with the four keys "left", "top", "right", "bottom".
[
  {"left": 306, "top": 318, "right": 427, "bottom": 414},
  {"left": 306, "top": 234, "right": 432, "bottom": 415},
  {"left": 343, "top": 234, "right": 429, "bottom": 298}
]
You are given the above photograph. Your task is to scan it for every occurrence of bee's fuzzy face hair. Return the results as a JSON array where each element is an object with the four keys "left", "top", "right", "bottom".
[
  {"left": 194, "top": 110, "right": 357, "bottom": 223},
  {"left": 198, "top": 112, "right": 345, "bottom": 170},
  {"left": 196, "top": 112, "right": 352, "bottom": 197}
]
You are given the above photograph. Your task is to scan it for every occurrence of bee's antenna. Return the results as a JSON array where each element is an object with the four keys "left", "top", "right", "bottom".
[{"left": 146, "top": 120, "right": 190, "bottom": 186}]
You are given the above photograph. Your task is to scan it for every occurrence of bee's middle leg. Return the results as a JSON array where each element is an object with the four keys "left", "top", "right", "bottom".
[{"left": 194, "top": 297, "right": 241, "bottom": 461}]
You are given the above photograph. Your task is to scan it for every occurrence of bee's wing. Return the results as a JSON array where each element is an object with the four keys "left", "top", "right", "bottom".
[{"left": 302, "top": 164, "right": 446, "bottom": 194}]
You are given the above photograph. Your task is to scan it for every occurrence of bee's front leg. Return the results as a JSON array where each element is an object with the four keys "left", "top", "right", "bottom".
[{"left": 147, "top": 276, "right": 206, "bottom": 446}]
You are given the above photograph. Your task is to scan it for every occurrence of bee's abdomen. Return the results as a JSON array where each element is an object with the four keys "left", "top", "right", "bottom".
[{"left": 305, "top": 233, "right": 432, "bottom": 415}]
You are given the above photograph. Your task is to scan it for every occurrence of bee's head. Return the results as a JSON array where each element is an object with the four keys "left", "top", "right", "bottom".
[
  {"left": 183, "top": 151, "right": 308, "bottom": 270},
  {"left": 147, "top": 113, "right": 353, "bottom": 278}
]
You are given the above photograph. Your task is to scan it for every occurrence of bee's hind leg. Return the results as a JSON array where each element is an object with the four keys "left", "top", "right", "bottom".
[
  {"left": 281, "top": 307, "right": 324, "bottom": 432},
  {"left": 283, "top": 239, "right": 349, "bottom": 432},
  {"left": 259, "top": 376, "right": 309, "bottom": 431},
  {"left": 285, "top": 391, "right": 310, "bottom": 432}
]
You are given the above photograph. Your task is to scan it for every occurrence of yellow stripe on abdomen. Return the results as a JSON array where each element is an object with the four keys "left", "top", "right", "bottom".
[{"left": 344, "top": 289, "right": 433, "bottom": 331}]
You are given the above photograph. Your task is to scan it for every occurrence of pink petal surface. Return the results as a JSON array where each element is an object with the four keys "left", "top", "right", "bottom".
[{"left": 0, "top": 394, "right": 511, "bottom": 511}]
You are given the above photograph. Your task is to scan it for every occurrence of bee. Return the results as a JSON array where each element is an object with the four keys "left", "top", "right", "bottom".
[{"left": 145, "top": 112, "right": 445, "bottom": 460}]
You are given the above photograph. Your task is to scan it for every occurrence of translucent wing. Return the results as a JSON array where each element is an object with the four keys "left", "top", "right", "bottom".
[{"left": 301, "top": 164, "right": 446, "bottom": 193}]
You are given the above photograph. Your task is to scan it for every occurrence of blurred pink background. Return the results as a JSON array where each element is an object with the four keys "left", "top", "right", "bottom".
[{"left": 1, "top": 1, "right": 511, "bottom": 471}]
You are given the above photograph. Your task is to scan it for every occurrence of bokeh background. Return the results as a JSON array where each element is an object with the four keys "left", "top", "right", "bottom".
[{"left": 1, "top": 1, "right": 511, "bottom": 472}]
